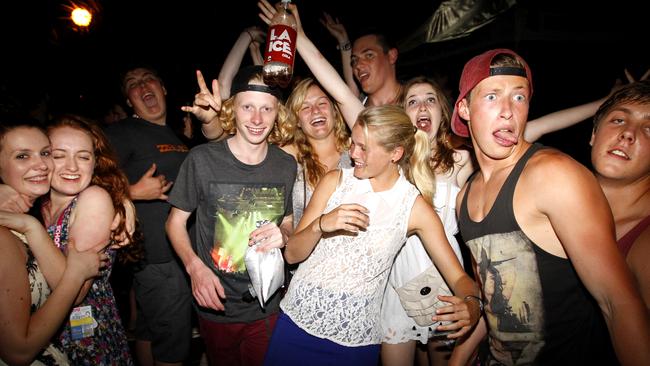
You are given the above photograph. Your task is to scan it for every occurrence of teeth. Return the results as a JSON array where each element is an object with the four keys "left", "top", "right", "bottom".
[
  {"left": 61, "top": 174, "right": 80, "bottom": 179},
  {"left": 311, "top": 118, "right": 325, "bottom": 124},
  {"left": 27, "top": 176, "right": 47, "bottom": 182},
  {"left": 248, "top": 127, "right": 265, "bottom": 133},
  {"left": 610, "top": 149, "right": 629, "bottom": 159}
]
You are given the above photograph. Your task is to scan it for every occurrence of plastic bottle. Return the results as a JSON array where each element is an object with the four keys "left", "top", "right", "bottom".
[{"left": 262, "top": 0, "right": 297, "bottom": 88}]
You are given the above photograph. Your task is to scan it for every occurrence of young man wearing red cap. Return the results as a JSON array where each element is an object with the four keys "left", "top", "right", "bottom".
[
  {"left": 166, "top": 65, "right": 296, "bottom": 366},
  {"left": 449, "top": 49, "right": 650, "bottom": 365}
]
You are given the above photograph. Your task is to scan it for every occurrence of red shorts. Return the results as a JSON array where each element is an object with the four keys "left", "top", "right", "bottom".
[{"left": 198, "top": 313, "right": 278, "bottom": 366}]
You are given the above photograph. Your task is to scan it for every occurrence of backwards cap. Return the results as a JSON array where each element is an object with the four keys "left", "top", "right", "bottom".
[
  {"left": 451, "top": 48, "right": 533, "bottom": 137},
  {"left": 231, "top": 65, "right": 283, "bottom": 101}
]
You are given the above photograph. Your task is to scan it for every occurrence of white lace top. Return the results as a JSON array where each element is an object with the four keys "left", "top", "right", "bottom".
[{"left": 281, "top": 168, "right": 420, "bottom": 346}]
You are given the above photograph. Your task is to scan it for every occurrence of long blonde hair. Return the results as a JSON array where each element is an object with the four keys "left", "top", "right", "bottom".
[
  {"left": 284, "top": 78, "right": 350, "bottom": 188},
  {"left": 356, "top": 105, "right": 435, "bottom": 205}
]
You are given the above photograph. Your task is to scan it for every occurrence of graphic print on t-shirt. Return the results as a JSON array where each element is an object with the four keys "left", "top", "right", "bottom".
[
  {"left": 210, "top": 182, "right": 285, "bottom": 273},
  {"left": 466, "top": 231, "right": 545, "bottom": 365}
]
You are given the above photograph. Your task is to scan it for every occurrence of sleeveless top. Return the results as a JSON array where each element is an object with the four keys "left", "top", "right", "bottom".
[
  {"left": 617, "top": 215, "right": 650, "bottom": 257},
  {"left": 291, "top": 150, "right": 352, "bottom": 228},
  {"left": 381, "top": 173, "right": 463, "bottom": 344},
  {"left": 281, "top": 168, "right": 420, "bottom": 346},
  {"left": 0, "top": 232, "right": 69, "bottom": 366},
  {"left": 44, "top": 197, "right": 133, "bottom": 366},
  {"left": 458, "top": 144, "right": 615, "bottom": 365}
]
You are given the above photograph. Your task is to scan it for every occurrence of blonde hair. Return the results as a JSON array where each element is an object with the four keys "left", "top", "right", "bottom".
[
  {"left": 218, "top": 72, "right": 290, "bottom": 145},
  {"left": 356, "top": 105, "right": 435, "bottom": 205},
  {"left": 284, "top": 78, "right": 350, "bottom": 188}
]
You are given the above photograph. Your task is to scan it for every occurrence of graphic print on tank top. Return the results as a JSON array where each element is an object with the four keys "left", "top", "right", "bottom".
[
  {"left": 467, "top": 232, "right": 544, "bottom": 364},
  {"left": 209, "top": 182, "right": 286, "bottom": 273}
]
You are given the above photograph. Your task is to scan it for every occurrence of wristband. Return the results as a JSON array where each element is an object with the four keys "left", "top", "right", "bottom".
[
  {"left": 336, "top": 41, "right": 351, "bottom": 51},
  {"left": 318, "top": 214, "right": 325, "bottom": 233},
  {"left": 464, "top": 295, "right": 484, "bottom": 314}
]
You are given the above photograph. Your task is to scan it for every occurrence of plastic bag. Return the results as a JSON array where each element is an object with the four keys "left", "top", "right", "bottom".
[{"left": 244, "top": 244, "right": 285, "bottom": 309}]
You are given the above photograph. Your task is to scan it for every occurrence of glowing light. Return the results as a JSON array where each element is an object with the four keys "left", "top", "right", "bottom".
[{"left": 71, "top": 7, "right": 92, "bottom": 27}]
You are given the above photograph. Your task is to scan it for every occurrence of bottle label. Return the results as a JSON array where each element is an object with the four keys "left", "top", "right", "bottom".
[{"left": 264, "top": 24, "right": 297, "bottom": 66}]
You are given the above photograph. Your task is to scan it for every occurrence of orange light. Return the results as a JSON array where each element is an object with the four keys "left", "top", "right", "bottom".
[{"left": 71, "top": 7, "right": 92, "bottom": 27}]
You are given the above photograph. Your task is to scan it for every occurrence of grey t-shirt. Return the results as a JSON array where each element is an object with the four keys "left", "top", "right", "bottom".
[{"left": 168, "top": 139, "right": 296, "bottom": 323}]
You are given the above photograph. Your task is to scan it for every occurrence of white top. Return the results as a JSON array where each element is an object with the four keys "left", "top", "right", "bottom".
[
  {"left": 381, "top": 173, "right": 463, "bottom": 344},
  {"left": 281, "top": 168, "right": 420, "bottom": 346}
]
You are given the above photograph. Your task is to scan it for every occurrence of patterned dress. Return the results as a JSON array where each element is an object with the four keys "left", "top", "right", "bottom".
[{"left": 44, "top": 198, "right": 133, "bottom": 366}]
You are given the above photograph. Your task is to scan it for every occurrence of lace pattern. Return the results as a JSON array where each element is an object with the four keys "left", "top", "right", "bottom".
[{"left": 281, "top": 168, "right": 420, "bottom": 346}]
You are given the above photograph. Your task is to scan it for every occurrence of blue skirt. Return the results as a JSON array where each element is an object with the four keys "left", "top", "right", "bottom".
[{"left": 263, "top": 312, "right": 380, "bottom": 366}]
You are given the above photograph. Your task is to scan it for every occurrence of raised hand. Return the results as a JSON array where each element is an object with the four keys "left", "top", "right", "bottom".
[
  {"left": 258, "top": 0, "right": 303, "bottom": 33},
  {"left": 320, "top": 12, "right": 349, "bottom": 46},
  {"left": 181, "top": 70, "right": 222, "bottom": 124},
  {"left": 130, "top": 163, "right": 173, "bottom": 201},
  {"left": 318, "top": 203, "right": 369, "bottom": 234},
  {"left": 0, "top": 184, "right": 32, "bottom": 213}
]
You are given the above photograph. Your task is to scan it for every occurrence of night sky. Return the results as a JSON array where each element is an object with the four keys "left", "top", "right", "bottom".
[{"left": 2, "top": 0, "right": 646, "bottom": 166}]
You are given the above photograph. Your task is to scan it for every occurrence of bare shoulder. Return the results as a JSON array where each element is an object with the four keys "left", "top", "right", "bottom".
[
  {"left": 409, "top": 195, "right": 437, "bottom": 230},
  {"left": 0, "top": 227, "right": 25, "bottom": 271},
  {"left": 77, "top": 185, "right": 112, "bottom": 203},
  {"left": 523, "top": 148, "right": 595, "bottom": 187}
]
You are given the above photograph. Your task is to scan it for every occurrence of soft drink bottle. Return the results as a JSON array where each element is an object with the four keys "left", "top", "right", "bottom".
[{"left": 262, "top": 0, "right": 297, "bottom": 88}]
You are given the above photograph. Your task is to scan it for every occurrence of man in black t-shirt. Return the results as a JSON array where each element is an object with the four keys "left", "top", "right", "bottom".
[{"left": 105, "top": 66, "right": 192, "bottom": 366}]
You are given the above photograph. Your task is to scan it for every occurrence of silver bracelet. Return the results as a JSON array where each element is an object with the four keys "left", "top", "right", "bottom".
[{"left": 336, "top": 41, "right": 351, "bottom": 51}]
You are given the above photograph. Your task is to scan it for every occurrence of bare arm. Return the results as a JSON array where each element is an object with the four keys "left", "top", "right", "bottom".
[
  {"left": 0, "top": 227, "right": 101, "bottom": 365},
  {"left": 284, "top": 170, "right": 369, "bottom": 264},
  {"left": 218, "top": 27, "right": 266, "bottom": 100},
  {"left": 0, "top": 183, "right": 32, "bottom": 213},
  {"left": 409, "top": 196, "right": 481, "bottom": 338},
  {"left": 453, "top": 149, "right": 474, "bottom": 188},
  {"left": 258, "top": 0, "right": 364, "bottom": 128},
  {"left": 524, "top": 97, "right": 606, "bottom": 142},
  {"left": 320, "top": 12, "right": 360, "bottom": 98},
  {"left": 532, "top": 153, "right": 650, "bottom": 365},
  {"left": 449, "top": 317, "right": 487, "bottom": 366},
  {"left": 166, "top": 207, "right": 226, "bottom": 311}
]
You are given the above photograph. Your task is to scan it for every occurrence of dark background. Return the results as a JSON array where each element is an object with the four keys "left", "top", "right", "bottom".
[{"left": 1, "top": 0, "right": 646, "bottom": 166}]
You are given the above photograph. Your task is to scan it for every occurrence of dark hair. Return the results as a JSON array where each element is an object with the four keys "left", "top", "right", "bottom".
[
  {"left": 0, "top": 116, "right": 45, "bottom": 152},
  {"left": 593, "top": 80, "right": 650, "bottom": 129},
  {"left": 119, "top": 65, "right": 164, "bottom": 97},
  {"left": 352, "top": 27, "right": 397, "bottom": 53}
]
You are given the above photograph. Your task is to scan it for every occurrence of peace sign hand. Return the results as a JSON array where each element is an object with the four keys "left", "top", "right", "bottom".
[{"left": 181, "top": 70, "right": 222, "bottom": 124}]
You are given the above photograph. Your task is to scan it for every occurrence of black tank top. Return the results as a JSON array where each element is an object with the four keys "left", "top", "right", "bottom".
[{"left": 459, "top": 143, "right": 616, "bottom": 365}]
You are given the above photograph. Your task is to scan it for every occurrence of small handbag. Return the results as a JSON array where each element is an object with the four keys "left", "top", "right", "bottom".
[{"left": 394, "top": 264, "right": 453, "bottom": 327}]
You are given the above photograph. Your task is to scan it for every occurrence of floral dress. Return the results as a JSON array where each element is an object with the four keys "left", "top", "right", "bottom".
[{"left": 44, "top": 198, "right": 133, "bottom": 366}]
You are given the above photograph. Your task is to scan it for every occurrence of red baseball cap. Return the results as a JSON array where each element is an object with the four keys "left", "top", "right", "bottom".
[{"left": 451, "top": 48, "right": 533, "bottom": 137}]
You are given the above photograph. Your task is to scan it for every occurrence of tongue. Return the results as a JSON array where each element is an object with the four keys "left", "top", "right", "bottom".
[
  {"left": 416, "top": 121, "right": 431, "bottom": 133},
  {"left": 494, "top": 130, "right": 518, "bottom": 146},
  {"left": 143, "top": 95, "right": 157, "bottom": 107}
]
